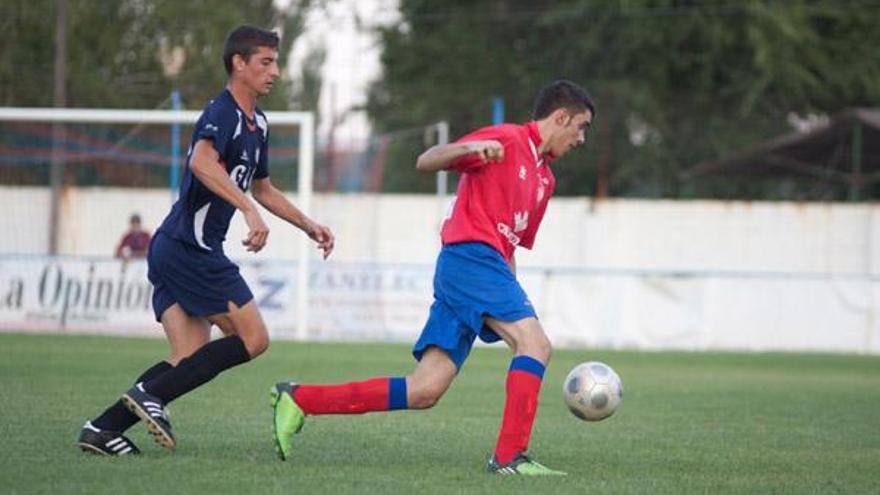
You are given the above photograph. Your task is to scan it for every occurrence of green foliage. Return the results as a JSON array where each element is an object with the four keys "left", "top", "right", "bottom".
[
  {"left": 367, "top": 1, "right": 880, "bottom": 198},
  {"left": 0, "top": 0, "right": 317, "bottom": 111}
]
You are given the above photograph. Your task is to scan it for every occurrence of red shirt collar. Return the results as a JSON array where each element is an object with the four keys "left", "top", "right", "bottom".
[{"left": 525, "top": 121, "right": 556, "bottom": 163}]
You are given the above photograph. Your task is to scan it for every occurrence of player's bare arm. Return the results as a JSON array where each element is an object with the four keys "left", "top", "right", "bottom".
[
  {"left": 251, "top": 178, "right": 335, "bottom": 259},
  {"left": 415, "top": 140, "right": 504, "bottom": 172},
  {"left": 189, "top": 139, "right": 269, "bottom": 252}
]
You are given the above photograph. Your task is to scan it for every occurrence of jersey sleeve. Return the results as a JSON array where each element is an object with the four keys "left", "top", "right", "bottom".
[
  {"left": 449, "top": 126, "right": 508, "bottom": 172},
  {"left": 193, "top": 103, "right": 237, "bottom": 163}
]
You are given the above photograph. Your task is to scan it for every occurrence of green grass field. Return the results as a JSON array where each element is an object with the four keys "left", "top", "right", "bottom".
[{"left": 1, "top": 333, "right": 878, "bottom": 494}]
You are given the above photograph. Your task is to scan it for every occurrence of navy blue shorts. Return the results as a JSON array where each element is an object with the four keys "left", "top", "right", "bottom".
[
  {"left": 147, "top": 232, "right": 254, "bottom": 322},
  {"left": 412, "top": 242, "right": 537, "bottom": 369}
]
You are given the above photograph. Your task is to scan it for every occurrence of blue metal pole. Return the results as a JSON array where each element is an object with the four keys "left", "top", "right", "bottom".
[
  {"left": 492, "top": 96, "right": 505, "bottom": 125},
  {"left": 170, "top": 89, "right": 181, "bottom": 202}
]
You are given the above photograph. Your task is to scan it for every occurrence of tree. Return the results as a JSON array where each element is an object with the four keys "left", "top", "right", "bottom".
[
  {"left": 366, "top": 1, "right": 880, "bottom": 199},
  {"left": 0, "top": 1, "right": 325, "bottom": 192},
  {"left": 0, "top": 0, "right": 318, "bottom": 111}
]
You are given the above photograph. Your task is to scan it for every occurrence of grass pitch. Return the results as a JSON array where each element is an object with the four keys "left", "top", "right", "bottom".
[{"left": 1, "top": 332, "right": 878, "bottom": 494}]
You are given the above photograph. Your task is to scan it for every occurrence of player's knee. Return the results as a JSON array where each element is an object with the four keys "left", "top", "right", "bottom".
[
  {"left": 168, "top": 342, "right": 205, "bottom": 366},
  {"left": 241, "top": 330, "right": 270, "bottom": 359},
  {"left": 407, "top": 382, "right": 445, "bottom": 410},
  {"left": 408, "top": 391, "right": 441, "bottom": 410},
  {"left": 541, "top": 341, "right": 553, "bottom": 364},
  {"left": 521, "top": 332, "right": 552, "bottom": 364},
  {"left": 537, "top": 335, "right": 553, "bottom": 363}
]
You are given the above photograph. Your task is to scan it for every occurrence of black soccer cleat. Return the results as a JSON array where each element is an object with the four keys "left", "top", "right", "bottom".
[
  {"left": 77, "top": 421, "right": 141, "bottom": 456},
  {"left": 122, "top": 383, "right": 176, "bottom": 451}
]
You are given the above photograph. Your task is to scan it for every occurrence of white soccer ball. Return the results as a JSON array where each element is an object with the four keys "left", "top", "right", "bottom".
[{"left": 563, "top": 361, "right": 623, "bottom": 421}]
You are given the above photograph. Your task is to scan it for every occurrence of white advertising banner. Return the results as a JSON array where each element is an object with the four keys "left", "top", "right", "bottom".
[
  {"left": 283, "top": 262, "right": 433, "bottom": 342},
  {"left": 1, "top": 256, "right": 877, "bottom": 354},
  {"left": 0, "top": 256, "right": 435, "bottom": 341},
  {"left": 0, "top": 257, "right": 154, "bottom": 334}
]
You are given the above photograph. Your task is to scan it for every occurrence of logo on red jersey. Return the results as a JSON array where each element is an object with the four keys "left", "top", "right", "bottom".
[
  {"left": 497, "top": 223, "right": 521, "bottom": 247},
  {"left": 537, "top": 176, "right": 550, "bottom": 201},
  {"left": 497, "top": 211, "right": 529, "bottom": 247},
  {"left": 514, "top": 211, "right": 529, "bottom": 232}
]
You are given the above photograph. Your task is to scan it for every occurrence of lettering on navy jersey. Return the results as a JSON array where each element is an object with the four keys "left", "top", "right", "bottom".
[{"left": 229, "top": 164, "right": 256, "bottom": 191}]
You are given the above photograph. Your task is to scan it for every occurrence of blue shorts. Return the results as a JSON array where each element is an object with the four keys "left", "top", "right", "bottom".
[
  {"left": 412, "top": 242, "right": 537, "bottom": 369},
  {"left": 147, "top": 232, "right": 254, "bottom": 322}
]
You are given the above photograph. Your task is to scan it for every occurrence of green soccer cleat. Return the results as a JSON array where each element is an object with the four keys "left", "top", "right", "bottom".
[
  {"left": 270, "top": 382, "right": 305, "bottom": 461},
  {"left": 486, "top": 453, "right": 567, "bottom": 476}
]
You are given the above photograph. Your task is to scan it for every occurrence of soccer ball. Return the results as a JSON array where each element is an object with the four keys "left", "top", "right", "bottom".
[{"left": 563, "top": 361, "right": 623, "bottom": 421}]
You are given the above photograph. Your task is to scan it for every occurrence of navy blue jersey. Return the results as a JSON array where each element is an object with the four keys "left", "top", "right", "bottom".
[{"left": 157, "top": 89, "right": 269, "bottom": 252}]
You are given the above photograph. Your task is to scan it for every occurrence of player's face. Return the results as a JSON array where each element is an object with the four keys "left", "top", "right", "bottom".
[
  {"left": 238, "top": 46, "right": 280, "bottom": 96},
  {"left": 549, "top": 109, "right": 592, "bottom": 157}
]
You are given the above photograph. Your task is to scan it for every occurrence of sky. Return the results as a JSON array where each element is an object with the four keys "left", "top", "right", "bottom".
[{"left": 286, "top": 0, "right": 400, "bottom": 149}]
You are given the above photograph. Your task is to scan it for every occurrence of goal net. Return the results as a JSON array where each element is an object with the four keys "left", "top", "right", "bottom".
[{"left": 0, "top": 107, "right": 315, "bottom": 338}]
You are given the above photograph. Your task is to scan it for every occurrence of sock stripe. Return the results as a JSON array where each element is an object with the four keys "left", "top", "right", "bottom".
[
  {"left": 509, "top": 355, "right": 545, "bottom": 379},
  {"left": 388, "top": 376, "right": 408, "bottom": 410}
]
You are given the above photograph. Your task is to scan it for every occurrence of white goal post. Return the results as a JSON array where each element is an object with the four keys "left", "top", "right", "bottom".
[{"left": 0, "top": 107, "right": 315, "bottom": 340}]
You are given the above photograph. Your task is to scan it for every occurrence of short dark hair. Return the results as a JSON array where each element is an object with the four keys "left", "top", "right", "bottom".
[
  {"left": 532, "top": 80, "right": 595, "bottom": 120},
  {"left": 129, "top": 213, "right": 141, "bottom": 224},
  {"left": 223, "top": 25, "right": 280, "bottom": 75}
]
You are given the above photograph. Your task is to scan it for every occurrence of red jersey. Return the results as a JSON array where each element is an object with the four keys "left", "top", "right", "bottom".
[
  {"left": 115, "top": 231, "right": 152, "bottom": 258},
  {"left": 441, "top": 122, "right": 556, "bottom": 261}
]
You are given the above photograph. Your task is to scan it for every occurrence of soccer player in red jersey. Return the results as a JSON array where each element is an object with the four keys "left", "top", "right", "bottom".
[{"left": 271, "top": 80, "right": 594, "bottom": 475}]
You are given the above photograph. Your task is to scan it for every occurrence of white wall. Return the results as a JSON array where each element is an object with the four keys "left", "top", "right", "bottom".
[
  {"left": 520, "top": 199, "right": 877, "bottom": 274},
  {"left": 1, "top": 186, "right": 877, "bottom": 353},
  {"left": 0, "top": 187, "right": 51, "bottom": 254},
  {"left": 3, "top": 188, "right": 875, "bottom": 277}
]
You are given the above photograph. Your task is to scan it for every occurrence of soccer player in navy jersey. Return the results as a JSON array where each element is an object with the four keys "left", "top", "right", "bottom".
[
  {"left": 77, "top": 25, "right": 334, "bottom": 456},
  {"left": 271, "top": 80, "right": 593, "bottom": 475}
]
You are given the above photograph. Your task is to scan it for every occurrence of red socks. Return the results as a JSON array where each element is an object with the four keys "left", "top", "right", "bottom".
[
  {"left": 287, "top": 356, "right": 545, "bottom": 465},
  {"left": 292, "top": 377, "right": 408, "bottom": 415},
  {"left": 493, "top": 355, "right": 546, "bottom": 465}
]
